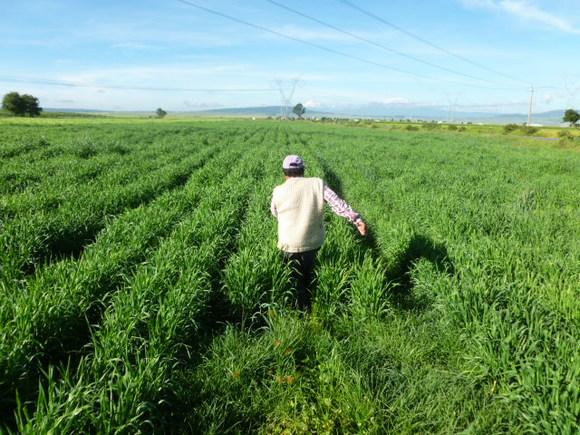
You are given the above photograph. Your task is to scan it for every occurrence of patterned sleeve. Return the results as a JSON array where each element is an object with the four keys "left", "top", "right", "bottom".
[{"left": 323, "top": 184, "right": 361, "bottom": 224}]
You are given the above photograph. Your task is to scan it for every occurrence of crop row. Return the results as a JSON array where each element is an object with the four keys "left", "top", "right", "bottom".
[
  {"left": 0, "top": 124, "right": 264, "bottom": 221},
  {"left": 0, "top": 129, "right": 267, "bottom": 423},
  {"left": 0, "top": 123, "right": 252, "bottom": 200},
  {"left": 18, "top": 158, "right": 260, "bottom": 432},
  {"left": 221, "top": 153, "right": 290, "bottom": 322},
  {"left": 293, "top": 125, "right": 579, "bottom": 433},
  {"left": 0, "top": 132, "right": 201, "bottom": 207},
  {"left": 1, "top": 141, "right": 203, "bottom": 222},
  {"left": 179, "top": 128, "right": 395, "bottom": 432},
  {"left": 0, "top": 123, "right": 261, "bottom": 286},
  {"left": 0, "top": 122, "right": 221, "bottom": 162},
  {"left": 272, "top": 129, "right": 390, "bottom": 323},
  {"left": 1, "top": 119, "right": 577, "bottom": 432},
  {"left": 0, "top": 146, "right": 213, "bottom": 286},
  {"left": 12, "top": 129, "right": 277, "bottom": 432},
  {"left": 1, "top": 151, "right": 125, "bottom": 196}
]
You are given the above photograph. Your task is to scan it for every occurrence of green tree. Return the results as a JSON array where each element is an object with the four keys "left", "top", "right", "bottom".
[
  {"left": 2, "top": 92, "right": 26, "bottom": 115},
  {"left": 156, "top": 108, "right": 167, "bottom": 118},
  {"left": 292, "top": 103, "right": 305, "bottom": 119},
  {"left": 2, "top": 92, "right": 42, "bottom": 116},
  {"left": 503, "top": 123, "right": 519, "bottom": 134},
  {"left": 21, "top": 94, "right": 42, "bottom": 116},
  {"left": 563, "top": 109, "right": 579, "bottom": 127}
]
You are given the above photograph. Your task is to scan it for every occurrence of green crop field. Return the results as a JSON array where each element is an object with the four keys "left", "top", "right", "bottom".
[{"left": 0, "top": 118, "right": 578, "bottom": 434}]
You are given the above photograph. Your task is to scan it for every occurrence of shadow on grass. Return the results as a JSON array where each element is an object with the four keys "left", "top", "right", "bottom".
[
  {"left": 312, "top": 156, "right": 455, "bottom": 314},
  {"left": 320, "top": 158, "right": 454, "bottom": 313},
  {"left": 365, "top": 230, "right": 454, "bottom": 312},
  {"left": 318, "top": 157, "right": 343, "bottom": 198},
  {"left": 35, "top": 163, "right": 200, "bottom": 271}
]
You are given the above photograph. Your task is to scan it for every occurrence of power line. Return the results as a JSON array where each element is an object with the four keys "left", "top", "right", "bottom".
[
  {"left": 336, "top": 0, "right": 530, "bottom": 86},
  {"left": 175, "top": 0, "right": 431, "bottom": 80},
  {"left": 175, "top": 0, "right": 528, "bottom": 92},
  {"left": 265, "top": 0, "right": 501, "bottom": 86},
  {"left": 0, "top": 77, "right": 277, "bottom": 93}
]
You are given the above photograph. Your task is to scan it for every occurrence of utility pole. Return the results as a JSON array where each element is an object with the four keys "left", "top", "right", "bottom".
[{"left": 527, "top": 85, "right": 534, "bottom": 125}]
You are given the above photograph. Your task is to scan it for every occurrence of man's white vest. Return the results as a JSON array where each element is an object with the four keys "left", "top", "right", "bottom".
[{"left": 272, "top": 177, "right": 325, "bottom": 253}]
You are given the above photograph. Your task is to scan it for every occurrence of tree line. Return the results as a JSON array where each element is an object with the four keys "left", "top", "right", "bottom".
[{"left": 1, "top": 91, "right": 577, "bottom": 125}]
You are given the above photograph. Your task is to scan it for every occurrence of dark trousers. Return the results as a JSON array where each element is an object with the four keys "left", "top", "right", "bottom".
[{"left": 283, "top": 249, "right": 318, "bottom": 311}]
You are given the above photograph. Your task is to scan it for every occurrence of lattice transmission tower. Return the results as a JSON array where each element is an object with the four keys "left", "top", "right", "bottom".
[{"left": 275, "top": 78, "right": 300, "bottom": 120}]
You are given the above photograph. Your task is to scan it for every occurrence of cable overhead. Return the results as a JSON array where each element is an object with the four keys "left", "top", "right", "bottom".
[
  {"left": 265, "top": 0, "right": 499, "bottom": 86},
  {"left": 175, "top": 1, "right": 526, "bottom": 92},
  {"left": 175, "top": 0, "right": 431, "bottom": 80},
  {"left": 336, "top": 0, "right": 529, "bottom": 86},
  {"left": 0, "top": 77, "right": 277, "bottom": 93}
]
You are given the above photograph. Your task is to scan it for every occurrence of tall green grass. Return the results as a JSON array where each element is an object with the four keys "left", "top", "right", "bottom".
[
  {"left": 0, "top": 118, "right": 577, "bottom": 433},
  {"left": 17, "top": 141, "right": 267, "bottom": 433}
]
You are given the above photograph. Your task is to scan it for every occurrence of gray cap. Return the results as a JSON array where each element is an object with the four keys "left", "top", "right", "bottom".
[{"left": 282, "top": 154, "right": 305, "bottom": 169}]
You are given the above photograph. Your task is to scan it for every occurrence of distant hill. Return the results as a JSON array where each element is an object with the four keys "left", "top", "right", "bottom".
[
  {"left": 191, "top": 106, "right": 332, "bottom": 117},
  {"left": 314, "top": 104, "right": 567, "bottom": 125},
  {"left": 42, "top": 106, "right": 568, "bottom": 125},
  {"left": 489, "top": 110, "right": 565, "bottom": 125},
  {"left": 44, "top": 107, "right": 108, "bottom": 113},
  {"left": 183, "top": 105, "right": 568, "bottom": 125},
  {"left": 43, "top": 105, "right": 328, "bottom": 118}
]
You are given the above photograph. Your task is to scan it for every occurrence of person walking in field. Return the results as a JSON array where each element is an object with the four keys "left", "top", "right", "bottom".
[{"left": 271, "top": 155, "right": 367, "bottom": 311}]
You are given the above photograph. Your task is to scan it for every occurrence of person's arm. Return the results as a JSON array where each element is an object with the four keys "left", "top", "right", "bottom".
[
  {"left": 270, "top": 195, "right": 278, "bottom": 218},
  {"left": 323, "top": 184, "right": 367, "bottom": 235}
]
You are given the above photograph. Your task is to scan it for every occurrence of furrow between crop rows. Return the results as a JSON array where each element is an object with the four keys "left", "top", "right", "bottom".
[
  {"left": 0, "top": 144, "right": 218, "bottom": 286},
  {"left": 220, "top": 151, "right": 290, "bottom": 325},
  {"left": 0, "top": 124, "right": 248, "bottom": 212},
  {"left": 14, "top": 134, "right": 272, "bottom": 433},
  {"left": 299, "top": 127, "right": 580, "bottom": 433},
  {"left": 1, "top": 152, "right": 123, "bottom": 197},
  {"left": 0, "top": 139, "right": 257, "bottom": 424},
  {"left": 0, "top": 122, "right": 216, "bottom": 162},
  {"left": 0, "top": 135, "right": 200, "bottom": 213},
  {"left": 0, "top": 119, "right": 577, "bottom": 433}
]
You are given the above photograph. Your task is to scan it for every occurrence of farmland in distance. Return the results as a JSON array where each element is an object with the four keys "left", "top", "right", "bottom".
[{"left": 0, "top": 118, "right": 578, "bottom": 434}]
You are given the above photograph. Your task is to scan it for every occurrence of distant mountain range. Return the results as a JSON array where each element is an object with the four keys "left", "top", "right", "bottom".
[
  {"left": 192, "top": 105, "right": 567, "bottom": 125},
  {"left": 45, "top": 105, "right": 569, "bottom": 126}
]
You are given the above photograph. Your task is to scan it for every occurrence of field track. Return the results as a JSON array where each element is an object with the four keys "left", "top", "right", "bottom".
[{"left": 0, "top": 119, "right": 578, "bottom": 434}]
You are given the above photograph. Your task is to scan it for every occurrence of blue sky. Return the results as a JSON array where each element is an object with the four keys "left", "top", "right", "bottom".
[{"left": 1, "top": 0, "right": 579, "bottom": 113}]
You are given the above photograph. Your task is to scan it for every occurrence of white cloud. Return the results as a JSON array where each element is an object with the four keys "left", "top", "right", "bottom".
[
  {"left": 374, "top": 97, "right": 411, "bottom": 105},
  {"left": 456, "top": 99, "right": 529, "bottom": 109},
  {"left": 303, "top": 99, "right": 321, "bottom": 108},
  {"left": 183, "top": 100, "right": 224, "bottom": 109},
  {"left": 460, "top": 0, "right": 580, "bottom": 34},
  {"left": 500, "top": 1, "right": 580, "bottom": 34}
]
